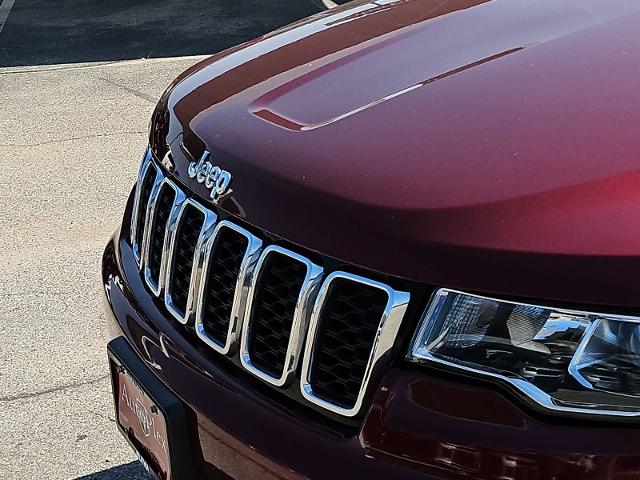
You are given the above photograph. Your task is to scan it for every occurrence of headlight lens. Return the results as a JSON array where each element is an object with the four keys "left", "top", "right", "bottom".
[{"left": 408, "top": 289, "right": 640, "bottom": 417}]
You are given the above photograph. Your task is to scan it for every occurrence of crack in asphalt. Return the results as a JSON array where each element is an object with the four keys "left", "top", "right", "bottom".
[
  {"left": 0, "top": 291, "right": 73, "bottom": 297},
  {"left": 97, "top": 76, "right": 157, "bottom": 104},
  {"left": 0, "top": 130, "right": 145, "bottom": 147},
  {"left": 0, "top": 374, "right": 110, "bottom": 403}
]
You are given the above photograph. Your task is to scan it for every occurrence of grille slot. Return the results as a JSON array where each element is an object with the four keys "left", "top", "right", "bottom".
[
  {"left": 134, "top": 163, "right": 157, "bottom": 261},
  {"left": 201, "top": 226, "right": 249, "bottom": 347},
  {"left": 167, "top": 203, "right": 205, "bottom": 318},
  {"left": 308, "top": 278, "right": 389, "bottom": 408},
  {"left": 146, "top": 183, "right": 175, "bottom": 288},
  {"left": 246, "top": 251, "right": 308, "bottom": 378},
  {"left": 301, "top": 272, "right": 410, "bottom": 417}
]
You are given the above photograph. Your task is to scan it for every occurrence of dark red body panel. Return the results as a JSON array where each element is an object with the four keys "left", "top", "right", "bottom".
[
  {"left": 103, "top": 209, "right": 640, "bottom": 479},
  {"left": 153, "top": 0, "right": 640, "bottom": 309}
]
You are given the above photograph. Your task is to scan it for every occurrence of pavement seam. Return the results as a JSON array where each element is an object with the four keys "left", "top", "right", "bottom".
[
  {"left": 0, "top": 374, "right": 110, "bottom": 403},
  {"left": 0, "top": 130, "right": 145, "bottom": 147}
]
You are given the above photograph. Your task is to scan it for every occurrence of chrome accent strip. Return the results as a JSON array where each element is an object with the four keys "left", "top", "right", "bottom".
[
  {"left": 143, "top": 178, "right": 185, "bottom": 296},
  {"left": 195, "top": 221, "right": 263, "bottom": 355},
  {"left": 300, "top": 272, "right": 410, "bottom": 417},
  {"left": 240, "top": 246, "right": 323, "bottom": 387},
  {"left": 164, "top": 198, "right": 217, "bottom": 325},
  {"left": 131, "top": 148, "right": 154, "bottom": 268}
]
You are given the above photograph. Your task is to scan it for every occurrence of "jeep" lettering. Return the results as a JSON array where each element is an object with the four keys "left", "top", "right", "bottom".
[{"left": 188, "top": 151, "right": 233, "bottom": 203}]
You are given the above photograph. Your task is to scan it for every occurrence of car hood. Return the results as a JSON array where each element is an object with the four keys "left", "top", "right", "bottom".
[{"left": 158, "top": 0, "right": 640, "bottom": 308}]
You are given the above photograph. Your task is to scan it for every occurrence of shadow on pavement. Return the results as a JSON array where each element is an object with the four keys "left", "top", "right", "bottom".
[
  {"left": 74, "top": 461, "right": 148, "bottom": 480},
  {"left": 0, "top": 0, "right": 321, "bottom": 67}
]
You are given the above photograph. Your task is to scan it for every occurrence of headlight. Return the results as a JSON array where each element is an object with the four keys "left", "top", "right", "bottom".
[{"left": 408, "top": 289, "right": 640, "bottom": 418}]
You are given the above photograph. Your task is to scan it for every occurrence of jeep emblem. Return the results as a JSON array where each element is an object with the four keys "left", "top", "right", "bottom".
[{"left": 188, "top": 150, "right": 233, "bottom": 203}]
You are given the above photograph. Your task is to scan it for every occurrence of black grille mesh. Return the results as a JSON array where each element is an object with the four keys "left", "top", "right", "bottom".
[
  {"left": 148, "top": 185, "right": 175, "bottom": 285},
  {"left": 169, "top": 204, "right": 205, "bottom": 316},
  {"left": 309, "top": 279, "right": 389, "bottom": 408},
  {"left": 201, "top": 227, "right": 249, "bottom": 347},
  {"left": 247, "top": 252, "right": 307, "bottom": 378},
  {"left": 135, "top": 164, "right": 156, "bottom": 250}
]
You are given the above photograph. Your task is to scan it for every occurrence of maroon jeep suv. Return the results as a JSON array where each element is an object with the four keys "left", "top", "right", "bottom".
[{"left": 102, "top": 1, "right": 640, "bottom": 478}]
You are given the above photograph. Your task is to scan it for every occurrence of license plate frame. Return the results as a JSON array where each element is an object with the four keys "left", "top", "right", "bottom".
[{"left": 108, "top": 337, "right": 195, "bottom": 480}]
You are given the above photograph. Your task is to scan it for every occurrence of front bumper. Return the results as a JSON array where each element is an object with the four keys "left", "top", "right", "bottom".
[{"left": 102, "top": 196, "right": 640, "bottom": 480}]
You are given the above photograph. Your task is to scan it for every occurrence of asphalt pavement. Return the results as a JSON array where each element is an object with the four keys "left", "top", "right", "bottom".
[
  {"left": 0, "top": 0, "right": 322, "bottom": 66},
  {"left": 0, "top": 0, "right": 321, "bottom": 478}
]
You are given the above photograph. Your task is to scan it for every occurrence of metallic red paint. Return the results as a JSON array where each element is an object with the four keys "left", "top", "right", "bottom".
[
  {"left": 364, "top": 370, "right": 640, "bottom": 479},
  {"left": 104, "top": 1, "right": 640, "bottom": 478},
  {"left": 103, "top": 208, "right": 640, "bottom": 479},
  {"left": 153, "top": 0, "right": 640, "bottom": 309}
]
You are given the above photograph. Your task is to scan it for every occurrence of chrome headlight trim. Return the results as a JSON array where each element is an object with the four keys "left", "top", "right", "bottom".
[{"left": 408, "top": 288, "right": 640, "bottom": 419}]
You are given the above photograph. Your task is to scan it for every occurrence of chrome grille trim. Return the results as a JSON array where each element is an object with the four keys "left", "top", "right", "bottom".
[
  {"left": 240, "top": 246, "right": 323, "bottom": 387},
  {"left": 143, "top": 178, "right": 185, "bottom": 296},
  {"left": 131, "top": 154, "right": 412, "bottom": 416},
  {"left": 164, "top": 198, "right": 217, "bottom": 325},
  {"left": 195, "top": 221, "right": 263, "bottom": 355},
  {"left": 130, "top": 148, "right": 155, "bottom": 267},
  {"left": 300, "top": 272, "right": 410, "bottom": 417}
]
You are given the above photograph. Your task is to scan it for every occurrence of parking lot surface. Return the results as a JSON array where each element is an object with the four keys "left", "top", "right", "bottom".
[{"left": 0, "top": 0, "right": 321, "bottom": 478}]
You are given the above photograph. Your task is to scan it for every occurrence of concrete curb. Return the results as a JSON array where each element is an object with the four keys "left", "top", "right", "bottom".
[{"left": 0, "top": 55, "right": 211, "bottom": 75}]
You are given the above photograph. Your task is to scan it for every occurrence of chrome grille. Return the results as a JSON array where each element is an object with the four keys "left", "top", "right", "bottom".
[
  {"left": 147, "top": 184, "right": 176, "bottom": 289},
  {"left": 306, "top": 277, "right": 389, "bottom": 408},
  {"left": 240, "top": 246, "right": 323, "bottom": 386},
  {"left": 168, "top": 204, "right": 205, "bottom": 315},
  {"left": 195, "top": 221, "right": 262, "bottom": 355},
  {"left": 247, "top": 253, "right": 307, "bottom": 377},
  {"left": 165, "top": 200, "right": 216, "bottom": 324},
  {"left": 132, "top": 161, "right": 156, "bottom": 264},
  {"left": 300, "top": 272, "right": 410, "bottom": 417},
  {"left": 202, "top": 228, "right": 248, "bottom": 344},
  {"left": 195, "top": 222, "right": 259, "bottom": 354},
  {"left": 131, "top": 151, "right": 410, "bottom": 417}
]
